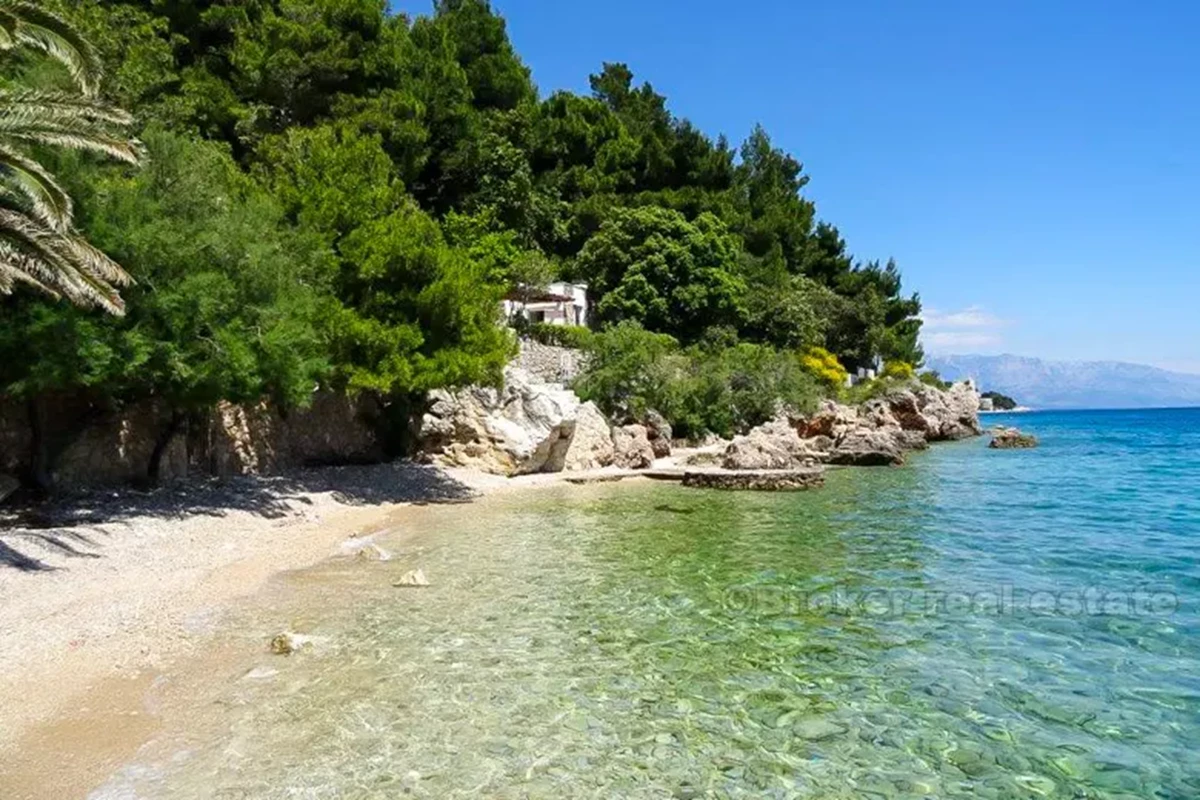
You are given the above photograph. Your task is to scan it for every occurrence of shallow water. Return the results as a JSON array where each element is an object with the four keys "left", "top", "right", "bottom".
[{"left": 97, "top": 409, "right": 1200, "bottom": 799}]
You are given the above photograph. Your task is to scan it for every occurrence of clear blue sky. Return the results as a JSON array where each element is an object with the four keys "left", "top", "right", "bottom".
[{"left": 394, "top": 1, "right": 1200, "bottom": 372}]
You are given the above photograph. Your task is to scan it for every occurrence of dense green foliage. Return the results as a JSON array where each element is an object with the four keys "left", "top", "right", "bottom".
[
  {"left": 1, "top": 0, "right": 930, "bottom": 481},
  {"left": 572, "top": 206, "right": 746, "bottom": 342},
  {"left": 574, "top": 322, "right": 822, "bottom": 439}
]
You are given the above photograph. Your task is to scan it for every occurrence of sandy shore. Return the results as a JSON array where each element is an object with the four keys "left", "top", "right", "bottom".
[{"left": 0, "top": 461, "right": 630, "bottom": 786}]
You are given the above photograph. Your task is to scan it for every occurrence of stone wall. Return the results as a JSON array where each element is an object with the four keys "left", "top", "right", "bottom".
[
  {"left": 510, "top": 338, "right": 587, "bottom": 385},
  {"left": 198, "top": 391, "right": 382, "bottom": 478},
  {"left": 0, "top": 391, "right": 383, "bottom": 492}
]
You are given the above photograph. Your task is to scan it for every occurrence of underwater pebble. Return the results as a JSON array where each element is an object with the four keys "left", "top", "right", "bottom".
[
  {"left": 792, "top": 717, "right": 846, "bottom": 741},
  {"left": 393, "top": 569, "right": 430, "bottom": 588}
]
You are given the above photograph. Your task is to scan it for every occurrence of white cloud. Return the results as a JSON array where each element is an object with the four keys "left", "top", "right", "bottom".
[
  {"left": 920, "top": 305, "right": 1009, "bottom": 353},
  {"left": 924, "top": 331, "right": 1003, "bottom": 349},
  {"left": 920, "top": 305, "right": 1005, "bottom": 331}
]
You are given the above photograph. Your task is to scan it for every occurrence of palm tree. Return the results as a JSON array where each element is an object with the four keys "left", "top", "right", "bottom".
[{"left": 0, "top": 1, "right": 141, "bottom": 314}]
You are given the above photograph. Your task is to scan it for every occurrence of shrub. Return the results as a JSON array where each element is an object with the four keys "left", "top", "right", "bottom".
[
  {"left": 800, "top": 347, "right": 849, "bottom": 389},
  {"left": 528, "top": 323, "right": 593, "bottom": 350},
  {"left": 705, "top": 344, "right": 821, "bottom": 436},
  {"left": 918, "top": 370, "right": 950, "bottom": 390},
  {"left": 840, "top": 376, "right": 906, "bottom": 405},
  {"left": 575, "top": 324, "right": 822, "bottom": 439},
  {"left": 882, "top": 361, "right": 915, "bottom": 380},
  {"left": 573, "top": 321, "right": 680, "bottom": 422}
]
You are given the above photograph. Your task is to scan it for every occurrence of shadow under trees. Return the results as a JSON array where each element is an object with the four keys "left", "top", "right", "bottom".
[{"left": 0, "top": 462, "right": 476, "bottom": 572}]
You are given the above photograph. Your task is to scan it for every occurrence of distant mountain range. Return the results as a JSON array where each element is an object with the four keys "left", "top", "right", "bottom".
[{"left": 924, "top": 354, "right": 1200, "bottom": 410}]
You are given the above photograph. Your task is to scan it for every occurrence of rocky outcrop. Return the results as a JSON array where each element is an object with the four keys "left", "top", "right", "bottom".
[
  {"left": 826, "top": 428, "right": 905, "bottom": 466},
  {"left": 722, "top": 380, "right": 981, "bottom": 470},
  {"left": 418, "top": 367, "right": 622, "bottom": 476},
  {"left": 989, "top": 427, "right": 1038, "bottom": 449},
  {"left": 885, "top": 383, "right": 982, "bottom": 442},
  {"left": 553, "top": 401, "right": 615, "bottom": 471},
  {"left": 612, "top": 424, "right": 655, "bottom": 469},
  {"left": 789, "top": 399, "right": 908, "bottom": 466},
  {"left": 722, "top": 416, "right": 827, "bottom": 470},
  {"left": 419, "top": 367, "right": 583, "bottom": 475},
  {"left": 682, "top": 468, "right": 824, "bottom": 491}
]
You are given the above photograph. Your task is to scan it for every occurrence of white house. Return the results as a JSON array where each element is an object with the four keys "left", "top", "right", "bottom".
[{"left": 502, "top": 281, "right": 589, "bottom": 327}]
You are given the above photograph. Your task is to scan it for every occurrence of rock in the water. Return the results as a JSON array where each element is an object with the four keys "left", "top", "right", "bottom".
[
  {"left": 722, "top": 415, "right": 826, "bottom": 470},
  {"left": 417, "top": 366, "right": 613, "bottom": 476},
  {"left": 643, "top": 409, "right": 673, "bottom": 458},
  {"left": 681, "top": 468, "right": 824, "bottom": 491},
  {"left": 612, "top": 424, "right": 655, "bottom": 469},
  {"left": 394, "top": 568, "right": 430, "bottom": 587},
  {"left": 989, "top": 427, "right": 1039, "bottom": 449},
  {"left": 269, "top": 632, "right": 316, "bottom": 655},
  {"left": 791, "top": 717, "right": 847, "bottom": 741},
  {"left": 354, "top": 544, "right": 390, "bottom": 562}
]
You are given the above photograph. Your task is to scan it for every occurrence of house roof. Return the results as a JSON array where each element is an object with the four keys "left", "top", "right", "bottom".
[{"left": 504, "top": 289, "right": 574, "bottom": 303}]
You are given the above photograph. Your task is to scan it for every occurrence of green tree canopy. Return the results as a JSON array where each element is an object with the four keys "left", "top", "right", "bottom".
[{"left": 573, "top": 206, "right": 747, "bottom": 342}]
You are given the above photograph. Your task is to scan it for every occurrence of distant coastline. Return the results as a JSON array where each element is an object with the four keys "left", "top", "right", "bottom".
[{"left": 926, "top": 354, "right": 1200, "bottom": 410}]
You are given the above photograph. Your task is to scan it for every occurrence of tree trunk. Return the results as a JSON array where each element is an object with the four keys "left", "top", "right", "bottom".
[{"left": 147, "top": 410, "right": 184, "bottom": 486}]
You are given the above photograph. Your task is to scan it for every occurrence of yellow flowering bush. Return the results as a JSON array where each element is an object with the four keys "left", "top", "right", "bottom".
[
  {"left": 800, "top": 347, "right": 848, "bottom": 388},
  {"left": 882, "top": 361, "right": 915, "bottom": 380}
]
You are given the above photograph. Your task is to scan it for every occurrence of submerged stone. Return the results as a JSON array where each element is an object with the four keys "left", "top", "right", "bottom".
[
  {"left": 393, "top": 568, "right": 430, "bottom": 588},
  {"left": 791, "top": 717, "right": 846, "bottom": 741},
  {"left": 268, "top": 632, "right": 316, "bottom": 655}
]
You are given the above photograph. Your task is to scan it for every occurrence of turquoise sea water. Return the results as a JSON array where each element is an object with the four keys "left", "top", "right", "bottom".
[{"left": 101, "top": 409, "right": 1200, "bottom": 799}]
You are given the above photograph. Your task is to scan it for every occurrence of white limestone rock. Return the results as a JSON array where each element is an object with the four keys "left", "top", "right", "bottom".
[
  {"left": 612, "top": 424, "right": 655, "bottom": 469},
  {"left": 417, "top": 366, "right": 615, "bottom": 476}
]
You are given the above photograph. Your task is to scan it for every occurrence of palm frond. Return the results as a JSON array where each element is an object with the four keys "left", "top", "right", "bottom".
[
  {"left": 0, "top": 143, "right": 72, "bottom": 229},
  {"left": 0, "top": 239, "right": 59, "bottom": 297},
  {"left": 55, "top": 230, "right": 131, "bottom": 287},
  {"left": 0, "top": 9, "right": 17, "bottom": 51},
  {"left": 0, "top": 92, "right": 142, "bottom": 163},
  {"left": 6, "top": 127, "right": 142, "bottom": 163},
  {"left": 0, "top": 2, "right": 103, "bottom": 96},
  {"left": 0, "top": 209, "right": 127, "bottom": 314},
  {"left": 0, "top": 5, "right": 138, "bottom": 314},
  {"left": 0, "top": 90, "right": 135, "bottom": 126}
]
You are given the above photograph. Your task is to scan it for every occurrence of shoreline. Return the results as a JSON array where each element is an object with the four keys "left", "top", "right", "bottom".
[
  {"left": 0, "top": 431, "right": 954, "bottom": 796},
  {"left": 0, "top": 460, "right": 622, "bottom": 789}
]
